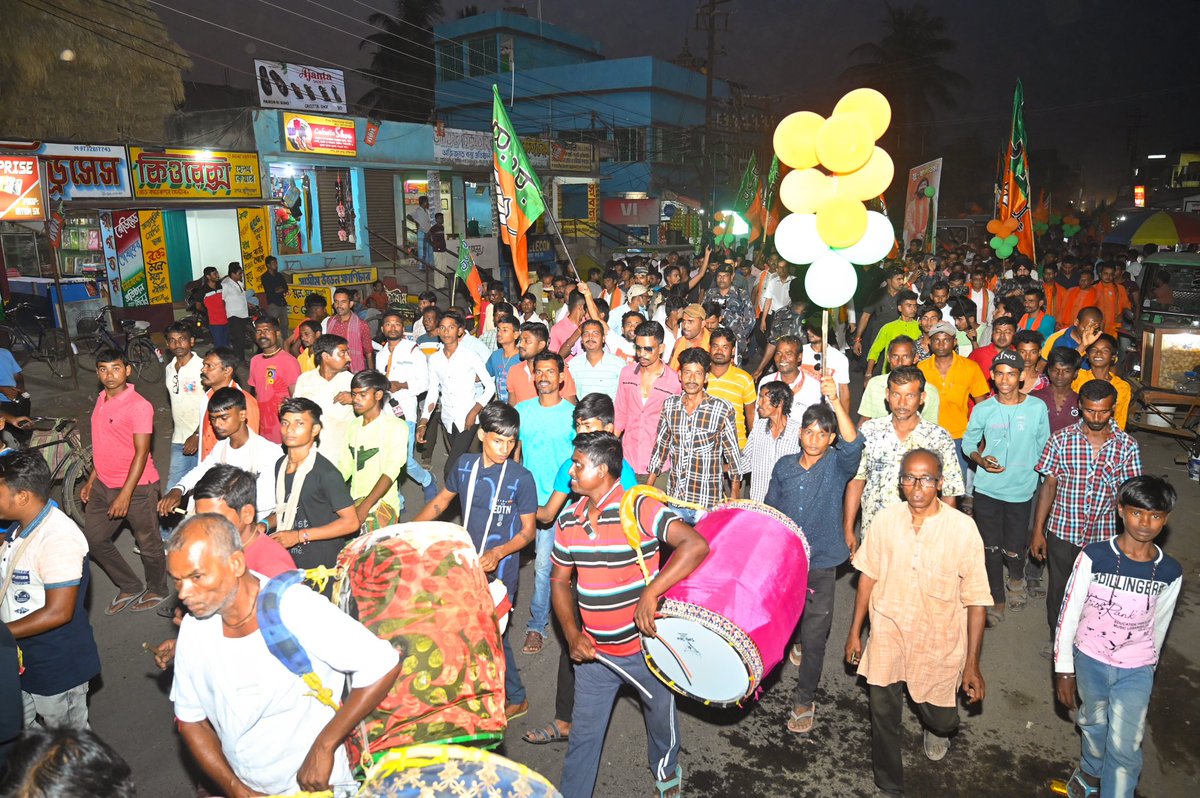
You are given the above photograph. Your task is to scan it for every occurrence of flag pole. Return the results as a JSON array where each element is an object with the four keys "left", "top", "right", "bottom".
[{"left": 540, "top": 203, "right": 581, "bottom": 283}]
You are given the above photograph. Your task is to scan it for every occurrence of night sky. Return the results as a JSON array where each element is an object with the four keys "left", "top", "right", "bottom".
[{"left": 158, "top": 0, "right": 1200, "bottom": 201}]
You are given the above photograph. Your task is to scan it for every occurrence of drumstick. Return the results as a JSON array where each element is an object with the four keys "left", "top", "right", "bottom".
[{"left": 595, "top": 654, "right": 654, "bottom": 701}]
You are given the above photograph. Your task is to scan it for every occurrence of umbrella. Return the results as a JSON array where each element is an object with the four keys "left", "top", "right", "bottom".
[{"left": 1103, "top": 210, "right": 1200, "bottom": 247}]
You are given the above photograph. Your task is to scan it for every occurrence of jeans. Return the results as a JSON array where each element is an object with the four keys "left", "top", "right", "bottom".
[
  {"left": 227, "top": 315, "right": 249, "bottom": 362},
  {"left": 560, "top": 655, "right": 680, "bottom": 798},
  {"left": 83, "top": 482, "right": 167, "bottom": 596},
  {"left": 1045, "top": 532, "right": 1082, "bottom": 632},
  {"left": 210, "top": 323, "right": 230, "bottom": 348},
  {"left": 265, "top": 302, "right": 290, "bottom": 337},
  {"left": 161, "top": 443, "right": 198, "bottom": 540},
  {"left": 1075, "top": 649, "right": 1153, "bottom": 798},
  {"left": 404, "top": 420, "right": 434, "bottom": 489},
  {"left": 23, "top": 683, "right": 89, "bottom": 730},
  {"left": 528, "top": 525, "right": 554, "bottom": 635},
  {"left": 952, "top": 439, "right": 974, "bottom": 497},
  {"left": 973, "top": 493, "right": 1034, "bottom": 606},
  {"left": 869, "top": 682, "right": 959, "bottom": 796},
  {"left": 790, "top": 566, "right": 837, "bottom": 707},
  {"left": 502, "top": 624, "right": 527, "bottom": 705}
]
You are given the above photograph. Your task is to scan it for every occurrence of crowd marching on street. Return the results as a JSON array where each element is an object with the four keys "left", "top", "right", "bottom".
[{"left": 0, "top": 239, "right": 1185, "bottom": 798}]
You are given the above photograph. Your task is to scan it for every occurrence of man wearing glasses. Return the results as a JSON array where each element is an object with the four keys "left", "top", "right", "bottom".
[
  {"left": 614, "top": 321, "right": 681, "bottom": 481},
  {"left": 845, "top": 448, "right": 991, "bottom": 797}
]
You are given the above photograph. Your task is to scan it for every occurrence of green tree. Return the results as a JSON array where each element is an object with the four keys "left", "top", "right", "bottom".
[
  {"left": 359, "top": 0, "right": 445, "bottom": 123},
  {"left": 841, "top": 3, "right": 970, "bottom": 161}
]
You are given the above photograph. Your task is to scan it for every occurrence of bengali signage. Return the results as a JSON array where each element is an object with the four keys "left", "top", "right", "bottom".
[
  {"left": 283, "top": 113, "right": 357, "bottom": 157},
  {"left": 129, "top": 147, "right": 262, "bottom": 200},
  {"left": 98, "top": 211, "right": 123, "bottom": 307},
  {"left": 288, "top": 265, "right": 379, "bottom": 288},
  {"left": 433, "top": 127, "right": 553, "bottom": 170},
  {"left": 255, "top": 60, "right": 347, "bottom": 115},
  {"left": 0, "top": 156, "right": 44, "bottom": 221},
  {"left": 551, "top": 140, "right": 594, "bottom": 173},
  {"left": 137, "top": 210, "right": 172, "bottom": 305},
  {"left": 587, "top": 182, "right": 599, "bottom": 222},
  {"left": 0, "top": 142, "right": 131, "bottom": 200},
  {"left": 238, "top": 207, "right": 273, "bottom": 292},
  {"left": 112, "top": 210, "right": 148, "bottom": 307}
]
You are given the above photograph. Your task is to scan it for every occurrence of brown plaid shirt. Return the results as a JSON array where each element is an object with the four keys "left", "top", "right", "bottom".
[{"left": 648, "top": 393, "right": 741, "bottom": 508}]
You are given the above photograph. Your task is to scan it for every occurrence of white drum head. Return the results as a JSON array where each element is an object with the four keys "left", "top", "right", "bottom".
[{"left": 643, "top": 618, "right": 751, "bottom": 706}]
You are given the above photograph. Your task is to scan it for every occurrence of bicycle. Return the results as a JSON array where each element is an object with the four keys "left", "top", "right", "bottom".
[
  {"left": 0, "top": 302, "right": 72, "bottom": 378},
  {"left": 20, "top": 416, "right": 93, "bottom": 525},
  {"left": 72, "top": 305, "right": 165, "bottom": 383}
]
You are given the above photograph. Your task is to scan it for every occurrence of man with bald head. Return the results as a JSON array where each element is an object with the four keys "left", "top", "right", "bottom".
[{"left": 167, "top": 514, "right": 400, "bottom": 796}]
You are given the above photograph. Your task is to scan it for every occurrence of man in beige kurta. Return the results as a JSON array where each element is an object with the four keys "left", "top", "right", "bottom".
[{"left": 845, "top": 448, "right": 991, "bottom": 797}]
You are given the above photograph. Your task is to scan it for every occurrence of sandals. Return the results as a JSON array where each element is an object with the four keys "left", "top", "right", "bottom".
[
  {"left": 504, "top": 700, "right": 529, "bottom": 721},
  {"left": 1026, "top": 578, "right": 1047, "bottom": 599},
  {"left": 787, "top": 644, "right": 803, "bottom": 668},
  {"left": 1007, "top": 579, "right": 1028, "bottom": 613},
  {"left": 985, "top": 608, "right": 1005, "bottom": 628},
  {"left": 105, "top": 591, "right": 144, "bottom": 616},
  {"left": 1065, "top": 767, "right": 1099, "bottom": 798},
  {"left": 522, "top": 631, "right": 545, "bottom": 654},
  {"left": 655, "top": 764, "right": 683, "bottom": 798},
  {"left": 787, "top": 703, "right": 816, "bottom": 734},
  {"left": 522, "top": 722, "right": 569, "bottom": 745},
  {"left": 130, "top": 593, "right": 169, "bottom": 613}
]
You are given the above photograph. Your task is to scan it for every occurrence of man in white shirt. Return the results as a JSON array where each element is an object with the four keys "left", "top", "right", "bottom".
[
  {"left": 759, "top": 258, "right": 794, "bottom": 321},
  {"left": 376, "top": 309, "right": 438, "bottom": 502},
  {"left": 607, "top": 284, "right": 650, "bottom": 330},
  {"left": 417, "top": 310, "right": 496, "bottom": 480},
  {"left": 801, "top": 320, "right": 851, "bottom": 413},
  {"left": 221, "top": 263, "right": 251, "bottom": 362},
  {"left": 168, "top": 514, "right": 401, "bottom": 796},
  {"left": 158, "top": 387, "right": 281, "bottom": 522},
  {"left": 758, "top": 335, "right": 824, "bottom": 416},
  {"left": 409, "top": 195, "right": 434, "bottom": 267},
  {"left": 163, "top": 322, "right": 206, "bottom": 532},
  {"left": 292, "top": 335, "right": 355, "bottom": 462},
  {"left": 568, "top": 319, "right": 625, "bottom": 400}
]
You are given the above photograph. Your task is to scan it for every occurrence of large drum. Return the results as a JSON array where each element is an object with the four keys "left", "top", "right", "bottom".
[
  {"left": 357, "top": 745, "right": 561, "bottom": 798},
  {"left": 332, "top": 522, "right": 507, "bottom": 761},
  {"left": 641, "top": 501, "right": 810, "bottom": 706}
]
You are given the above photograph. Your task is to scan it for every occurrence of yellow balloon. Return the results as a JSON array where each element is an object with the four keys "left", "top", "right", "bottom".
[
  {"left": 815, "top": 113, "right": 874, "bottom": 173},
  {"left": 832, "top": 147, "right": 894, "bottom": 201},
  {"left": 773, "top": 111, "right": 825, "bottom": 170},
  {"left": 833, "top": 88, "right": 892, "bottom": 140},
  {"left": 816, "top": 196, "right": 869, "bottom": 249},
  {"left": 779, "top": 168, "right": 835, "bottom": 215}
]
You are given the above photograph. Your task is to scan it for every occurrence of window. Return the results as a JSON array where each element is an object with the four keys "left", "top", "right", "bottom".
[
  {"left": 438, "top": 42, "right": 464, "bottom": 81},
  {"left": 467, "top": 36, "right": 498, "bottom": 77},
  {"left": 612, "top": 128, "right": 645, "bottom": 162},
  {"left": 650, "top": 128, "right": 687, "bottom": 165}
]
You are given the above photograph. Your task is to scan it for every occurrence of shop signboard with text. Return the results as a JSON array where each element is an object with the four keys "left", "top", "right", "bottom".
[
  {"left": 283, "top": 113, "right": 357, "bottom": 157},
  {"left": 111, "top": 210, "right": 148, "bottom": 306},
  {"left": 0, "top": 142, "right": 130, "bottom": 200},
  {"left": 129, "top": 147, "right": 263, "bottom": 200},
  {"left": 255, "top": 61, "right": 347, "bottom": 115},
  {"left": 0, "top": 156, "right": 44, "bottom": 221},
  {"left": 137, "top": 210, "right": 173, "bottom": 305},
  {"left": 601, "top": 198, "right": 660, "bottom": 227}
]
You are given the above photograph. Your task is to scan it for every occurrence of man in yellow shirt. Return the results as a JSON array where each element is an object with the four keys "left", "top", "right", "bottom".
[
  {"left": 668, "top": 304, "right": 711, "bottom": 370},
  {"left": 918, "top": 322, "right": 992, "bottom": 505},
  {"left": 1070, "top": 333, "right": 1131, "bottom": 429},
  {"left": 704, "top": 327, "right": 757, "bottom": 449}
]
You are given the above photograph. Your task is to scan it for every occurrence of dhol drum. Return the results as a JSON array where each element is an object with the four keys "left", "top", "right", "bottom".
[
  {"left": 356, "top": 745, "right": 561, "bottom": 798},
  {"left": 640, "top": 500, "right": 811, "bottom": 706},
  {"left": 332, "top": 522, "right": 507, "bottom": 761}
]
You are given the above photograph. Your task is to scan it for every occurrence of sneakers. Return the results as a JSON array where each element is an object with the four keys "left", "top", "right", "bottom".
[{"left": 923, "top": 729, "right": 950, "bottom": 761}]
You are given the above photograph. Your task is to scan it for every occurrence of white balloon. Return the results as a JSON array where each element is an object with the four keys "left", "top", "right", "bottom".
[
  {"left": 836, "top": 211, "right": 895, "bottom": 265},
  {"left": 774, "top": 213, "right": 830, "bottom": 265},
  {"left": 804, "top": 252, "right": 858, "bottom": 308}
]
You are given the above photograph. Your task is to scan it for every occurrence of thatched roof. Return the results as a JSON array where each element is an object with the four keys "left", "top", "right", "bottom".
[{"left": 0, "top": 0, "right": 191, "bottom": 142}]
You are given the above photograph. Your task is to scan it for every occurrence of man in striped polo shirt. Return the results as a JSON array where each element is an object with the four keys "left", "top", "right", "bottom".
[{"left": 552, "top": 432, "right": 709, "bottom": 798}]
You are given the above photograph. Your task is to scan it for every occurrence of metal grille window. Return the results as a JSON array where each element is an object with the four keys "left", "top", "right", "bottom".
[
  {"left": 467, "top": 37, "right": 498, "bottom": 76},
  {"left": 438, "top": 42, "right": 464, "bottom": 81},
  {"left": 613, "top": 128, "right": 646, "bottom": 162}
]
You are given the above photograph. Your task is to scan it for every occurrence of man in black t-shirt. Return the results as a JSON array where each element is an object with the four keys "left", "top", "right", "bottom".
[
  {"left": 260, "top": 256, "right": 290, "bottom": 337},
  {"left": 269, "top": 397, "right": 358, "bottom": 571}
]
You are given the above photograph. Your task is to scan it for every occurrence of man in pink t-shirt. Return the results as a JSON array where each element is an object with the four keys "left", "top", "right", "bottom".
[
  {"left": 82, "top": 349, "right": 167, "bottom": 614},
  {"left": 247, "top": 317, "right": 302, "bottom": 443}
]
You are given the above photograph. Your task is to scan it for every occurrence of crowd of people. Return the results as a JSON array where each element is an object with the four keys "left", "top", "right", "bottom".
[{"left": 0, "top": 238, "right": 1183, "bottom": 798}]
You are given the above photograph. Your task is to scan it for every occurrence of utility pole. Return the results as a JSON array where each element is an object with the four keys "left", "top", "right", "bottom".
[{"left": 697, "top": 0, "right": 732, "bottom": 214}]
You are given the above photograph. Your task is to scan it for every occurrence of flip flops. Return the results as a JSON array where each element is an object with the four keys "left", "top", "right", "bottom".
[
  {"left": 787, "top": 703, "right": 816, "bottom": 734},
  {"left": 130, "top": 593, "right": 169, "bottom": 613},
  {"left": 105, "top": 591, "right": 144, "bottom": 616}
]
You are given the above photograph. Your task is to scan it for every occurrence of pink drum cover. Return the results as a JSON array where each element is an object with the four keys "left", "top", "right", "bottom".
[{"left": 663, "top": 502, "right": 810, "bottom": 678}]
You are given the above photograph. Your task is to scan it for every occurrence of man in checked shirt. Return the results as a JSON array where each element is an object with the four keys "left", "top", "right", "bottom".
[{"left": 646, "top": 347, "right": 741, "bottom": 522}]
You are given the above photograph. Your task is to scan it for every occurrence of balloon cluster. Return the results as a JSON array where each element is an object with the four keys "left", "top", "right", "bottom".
[
  {"left": 770, "top": 88, "right": 897, "bottom": 309},
  {"left": 1060, "top": 214, "right": 1082, "bottom": 237},
  {"left": 986, "top": 218, "right": 1020, "bottom": 259},
  {"left": 711, "top": 211, "right": 736, "bottom": 246}
]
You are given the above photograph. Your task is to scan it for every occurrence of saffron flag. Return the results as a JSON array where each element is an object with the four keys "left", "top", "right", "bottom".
[
  {"left": 1000, "top": 79, "right": 1035, "bottom": 261},
  {"left": 492, "top": 86, "right": 545, "bottom": 294},
  {"left": 456, "top": 237, "right": 483, "bottom": 306}
]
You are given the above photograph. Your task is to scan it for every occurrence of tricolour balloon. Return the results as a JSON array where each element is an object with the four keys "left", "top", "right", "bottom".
[
  {"left": 804, "top": 251, "right": 859, "bottom": 309},
  {"left": 774, "top": 213, "right": 830, "bottom": 265},
  {"left": 833, "top": 88, "right": 892, "bottom": 140},
  {"left": 815, "top": 196, "right": 868, "bottom": 249},
  {"left": 832, "top": 147, "right": 894, "bottom": 201},
  {"left": 773, "top": 111, "right": 825, "bottom": 170},
  {"left": 815, "top": 113, "right": 874, "bottom": 173},
  {"left": 780, "top": 168, "right": 835, "bottom": 214},
  {"left": 836, "top": 211, "right": 895, "bottom": 265}
]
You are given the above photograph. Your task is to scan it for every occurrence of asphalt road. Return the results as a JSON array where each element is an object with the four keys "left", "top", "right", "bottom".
[{"left": 27, "top": 357, "right": 1197, "bottom": 798}]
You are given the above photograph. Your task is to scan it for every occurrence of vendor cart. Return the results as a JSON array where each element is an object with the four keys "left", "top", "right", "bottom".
[{"left": 1126, "top": 252, "right": 1200, "bottom": 447}]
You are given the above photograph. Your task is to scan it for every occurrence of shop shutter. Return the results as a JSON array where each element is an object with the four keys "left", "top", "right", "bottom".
[
  {"left": 315, "top": 167, "right": 356, "bottom": 253},
  {"left": 363, "top": 169, "right": 400, "bottom": 264}
]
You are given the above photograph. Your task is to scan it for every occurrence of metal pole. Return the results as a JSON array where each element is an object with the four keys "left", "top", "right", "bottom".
[{"left": 49, "top": 239, "right": 80, "bottom": 391}]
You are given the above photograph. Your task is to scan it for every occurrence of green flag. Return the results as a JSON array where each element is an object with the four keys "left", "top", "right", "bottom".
[
  {"left": 456, "top": 237, "right": 482, "bottom": 304},
  {"left": 492, "top": 86, "right": 545, "bottom": 294},
  {"left": 733, "top": 151, "right": 760, "bottom": 215}
]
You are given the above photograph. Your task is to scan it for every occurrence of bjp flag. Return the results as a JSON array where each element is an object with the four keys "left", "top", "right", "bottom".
[
  {"left": 492, "top": 86, "right": 545, "bottom": 294},
  {"left": 1000, "top": 80, "right": 1036, "bottom": 261}
]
